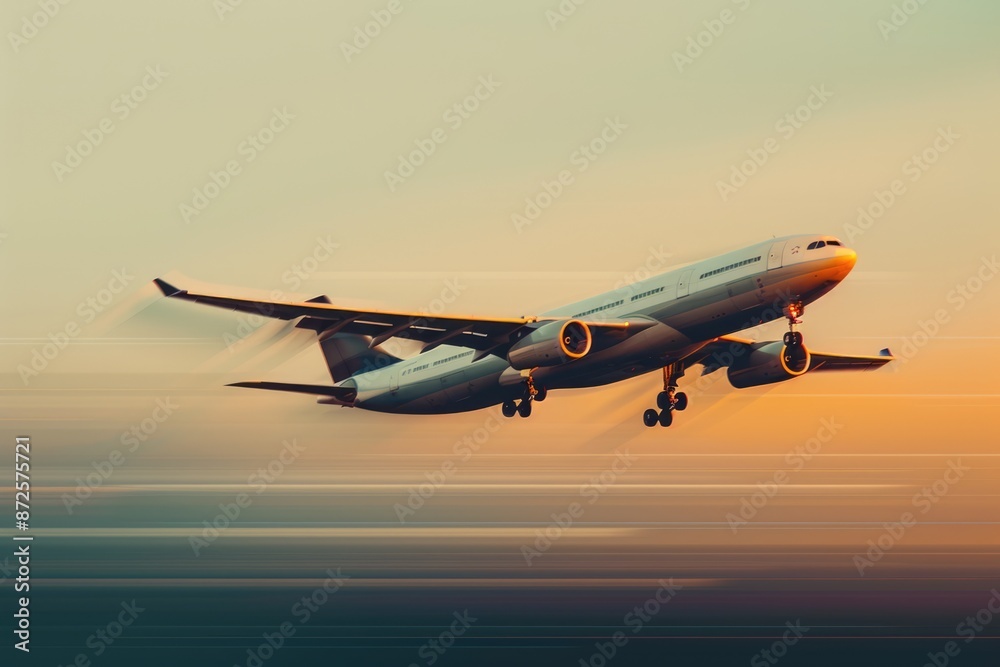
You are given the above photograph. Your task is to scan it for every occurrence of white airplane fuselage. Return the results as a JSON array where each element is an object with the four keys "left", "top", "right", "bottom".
[{"left": 344, "top": 234, "right": 858, "bottom": 414}]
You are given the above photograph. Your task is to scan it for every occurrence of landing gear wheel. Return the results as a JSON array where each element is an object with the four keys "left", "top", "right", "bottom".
[
  {"left": 656, "top": 391, "right": 672, "bottom": 410},
  {"left": 502, "top": 400, "right": 517, "bottom": 418},
  {"left": 517, "top": 399, "right": 532, "bottom": 418},
  {"left": 534, "top": 387, "right": 547, "bottom": 402},
  {"left": 645, "top": 363, "right": 687, "bottom": 429},
  {"left": 783, "top": 331, "right": 803, "bottom": 347}
]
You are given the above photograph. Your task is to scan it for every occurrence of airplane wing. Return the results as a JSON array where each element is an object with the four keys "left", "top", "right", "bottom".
[
  {"left": 153, "top": 278, "right": 637, "bottom": 355},
  {"left": 689, "top": 334, "right": 894, "bottom": 374},
  {"left": 804, "top": 348, "right": 896, "bottom": 372}
]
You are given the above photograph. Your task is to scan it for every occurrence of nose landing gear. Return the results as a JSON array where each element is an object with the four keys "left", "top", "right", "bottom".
[
  {"left": 643, "top": 363, "right": 688, "bottom": 428},
  {"left": 782, "top": 301, "right": 805, "bottom": 347}
]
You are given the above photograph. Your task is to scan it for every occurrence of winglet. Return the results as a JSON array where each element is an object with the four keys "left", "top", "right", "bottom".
[
  {"left": 153, "top": 278, "right": 185, "bottom": 297},
  {"left": 879, "top": 348, "right": 893, "bottom": 357}
]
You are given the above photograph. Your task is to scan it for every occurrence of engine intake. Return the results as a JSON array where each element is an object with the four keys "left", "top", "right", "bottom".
[
  {"left": 507, "top": 320, "right": 592, "bottom": 370},
  {"left": 727, "top": 341, "right": 811, "bottom": 389}
]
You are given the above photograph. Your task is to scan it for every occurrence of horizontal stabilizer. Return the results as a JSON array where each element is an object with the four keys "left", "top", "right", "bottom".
[{"left": 227, "top": 381, "right": 357, "bottom": 403}]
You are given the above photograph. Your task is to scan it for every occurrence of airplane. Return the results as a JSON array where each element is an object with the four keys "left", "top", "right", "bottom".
[{"left": 153, "top": 233, "right": 893, "bottom": 428}]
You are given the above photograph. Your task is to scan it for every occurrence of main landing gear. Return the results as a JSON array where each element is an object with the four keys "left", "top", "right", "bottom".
[
  {"left": 502, "top": 375, "right": 546, "bottom": 419},
  {"left": 643, "top": 363, "right": 688, "bottom": 428}
]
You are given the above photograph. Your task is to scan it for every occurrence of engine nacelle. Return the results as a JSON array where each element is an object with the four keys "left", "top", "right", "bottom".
[
  {"left": 507, "top": 320, "right": 592, "bottom": 370},
  {"left": 727, "top": 341, "right": 811, "bottom": 389}
]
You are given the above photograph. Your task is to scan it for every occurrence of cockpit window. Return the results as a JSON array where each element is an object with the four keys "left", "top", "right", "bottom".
[
  {"left": 826, "top": 239, "right": 841, "bottom": 246},
  {"left": 807, "top": 242, "right": 817, "bottom": 250}
]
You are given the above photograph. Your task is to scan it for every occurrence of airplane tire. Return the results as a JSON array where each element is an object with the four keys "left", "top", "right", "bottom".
[
  {"left": 643, "top": 409, "right": 659, "bottom": 427},
  {"left": 534, "top": 387, "right": 547, "bottom": 402},
  {"left": 502, "top": 400, "right": 517, "bottom": 418},
  {"left": 517, "top": 400, "right": 532, "bottom": 418},
  {"left": 658, "top": 409, "right": 673, "bottom": 427},
  {"left": 656, "top": 392, "right": 672, "bottom": 410},
  {"left": 674, "top": 392, "right": 688, "bottom": 411}
]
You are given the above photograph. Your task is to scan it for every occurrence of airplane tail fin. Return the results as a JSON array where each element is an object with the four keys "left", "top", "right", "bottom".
[{"left": 315, "top": 331, "right": 402, "bottom": 383}]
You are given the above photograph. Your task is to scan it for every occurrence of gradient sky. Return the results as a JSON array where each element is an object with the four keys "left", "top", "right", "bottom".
[
  {"left": 4, "top": 0, "right": 999, "bottom": 442},
  {"left": 3, "top": 2, "right": 1000, "bottom": 664}
]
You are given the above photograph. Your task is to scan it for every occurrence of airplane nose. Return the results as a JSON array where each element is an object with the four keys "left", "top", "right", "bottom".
[{"left": 836, "top": 247, "right": 857, "bottom": 270}]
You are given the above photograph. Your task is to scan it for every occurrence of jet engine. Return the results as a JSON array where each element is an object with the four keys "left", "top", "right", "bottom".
[
  {"left": 727, "top": 341, "right": 811, "bottom": 388},
  {"left": 507, "top": 320, "right": 592, "bottom": 370}
]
